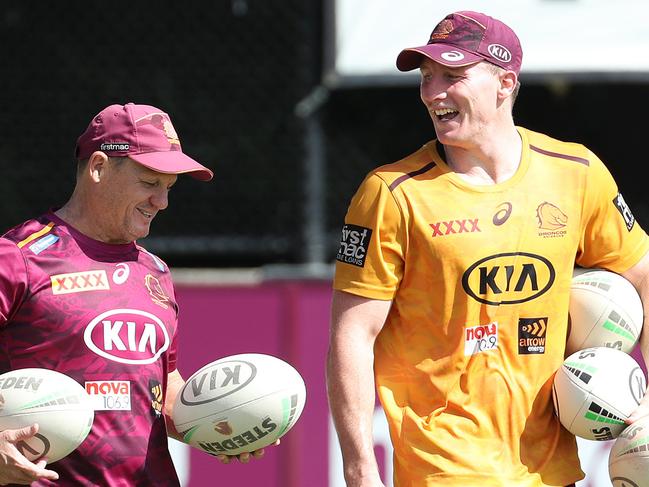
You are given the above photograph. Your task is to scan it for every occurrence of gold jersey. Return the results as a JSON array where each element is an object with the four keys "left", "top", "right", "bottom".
[{"left": 333, "top": 127, "right": 649, "bottom": 486}]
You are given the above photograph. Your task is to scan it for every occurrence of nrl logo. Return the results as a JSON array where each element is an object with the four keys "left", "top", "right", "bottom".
[{"left": 214, "top": 421, "right": 233, "bottom": 435}]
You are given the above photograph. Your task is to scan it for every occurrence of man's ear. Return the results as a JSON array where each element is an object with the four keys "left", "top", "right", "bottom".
[
  {"left": 499, "top": 70, "right": 518, "bottom": 99},
  {"left": 87, "top": 151, "right": 109, "bottom": 182}
]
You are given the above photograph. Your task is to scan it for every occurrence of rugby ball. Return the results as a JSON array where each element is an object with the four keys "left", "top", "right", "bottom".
[
  {"left": 0, "top": 368, "right": 94, "bottom": 463},
  {"left": 609, "top": 415, "right": 649, "bottom": 487},
  {"left": 552, "top": 347, "right": 646, "bottom": 441},
  {"left": 172, "top": 353, "right": 306, "bottom": 457},
  {"left": 567, "top": 268, "right": 642, "bottom": 356}
]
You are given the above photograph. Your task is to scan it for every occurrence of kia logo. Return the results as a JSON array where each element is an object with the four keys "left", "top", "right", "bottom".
[
  {"left": 462, "top": 252, "right": 555, "bottom": 305},
  {"left": 180, "top": 360, "right": 256, "bottom": 406},
  {"left": 84, "top": 309, "right": 170, "bottom": 365},
  {"left": 488, "top": 43, "right": 512, "bottom": 63}
]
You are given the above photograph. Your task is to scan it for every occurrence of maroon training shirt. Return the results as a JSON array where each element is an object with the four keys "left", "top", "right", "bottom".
[{"left": 0, "top": 212, "right": 180, "bottom": 486}]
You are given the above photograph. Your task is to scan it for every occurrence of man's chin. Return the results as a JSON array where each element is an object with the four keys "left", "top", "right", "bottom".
[{"left": 132, "top": 225, "right": 152, "bottom": 241}]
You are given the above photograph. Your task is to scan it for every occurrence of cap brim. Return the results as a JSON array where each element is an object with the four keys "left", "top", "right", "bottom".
[
  {"left": 130, "top": 151, "right": 214, "bottom": 181},
  {"left": 396, "top": 45, "right": 484, "bottom": 72}
]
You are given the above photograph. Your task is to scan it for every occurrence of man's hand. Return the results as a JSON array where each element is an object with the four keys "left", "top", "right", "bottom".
[
  {"left": 215, "top": 439, "right": 280, "bottom": 464},
  {"left": 0, "top": 424, "right": 59, "bottom": 485},
  {"left": 627, "top": 390, "right": 649, "bottom": 425}
]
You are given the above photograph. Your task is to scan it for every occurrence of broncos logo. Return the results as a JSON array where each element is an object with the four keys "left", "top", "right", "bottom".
[
  {"left": 430, "top": 19, "right": 453, "bottom": 41},
  {"left": 536, "top": 202, "right": 567, "bottom": 230},
  {"left": 145, "top": 274, "right": 169, "bottom": 309}
]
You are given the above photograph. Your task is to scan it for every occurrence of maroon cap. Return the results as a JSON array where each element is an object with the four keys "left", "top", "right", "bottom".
[
  {"left": 75, "top": 103, "right": 213, "bottom": 181},
  {"left": 396, "top": 11, "right": 522, "bottom": 75}
]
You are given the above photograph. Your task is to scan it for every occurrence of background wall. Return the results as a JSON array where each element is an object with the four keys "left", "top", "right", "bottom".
[{"left": 171, "top": 278, "right": 332, "bottom": 487}]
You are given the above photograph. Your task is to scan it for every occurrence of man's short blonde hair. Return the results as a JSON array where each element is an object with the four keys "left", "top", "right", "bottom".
[{"left": 483, "top": 62, "right": 520, "bottom": 108}]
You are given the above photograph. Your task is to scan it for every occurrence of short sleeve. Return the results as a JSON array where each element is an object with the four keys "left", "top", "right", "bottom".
[
  {"left": 0, "top": 238, "right": 29, "bottom": 327},
  {"left": 162, "top": 275, "right": 179, "bottom": 373},
  {"left": 333, "top": 173, "right": 406, "bottom": 300},
  {"left": 576, "top": 154, "right": 649, "bottom": 272},
  {"left": 167, "top": 329, "right": 178, "bottom": 373}
]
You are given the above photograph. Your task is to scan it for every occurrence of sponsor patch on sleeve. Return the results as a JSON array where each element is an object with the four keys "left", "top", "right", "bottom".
[
  {"left": 29, "top": 234, "right": 59, "bottom": 255},
  {"left": 336, "top": 224, "right": 373, "bottom": 267},
  {"left": 613, "top": 192, "right": 635, "bottom": 231}
]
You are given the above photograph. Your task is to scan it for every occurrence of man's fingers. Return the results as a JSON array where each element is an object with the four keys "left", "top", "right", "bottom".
[
  {"left": 216, "top": 439, "right": 281, "bottom": 464},
  {"left": 1, "top": 423, "right": 39, "bottom": 442},
  {"left": 16, "top": 463, "right": 59, "bottom": 482},
  {"left": 3, "top": 468, "right": 59, "bottom": 484},
  {"left": 0, "top": 424, "right": 59, "bottom": 483},
  {"left": 251, "top": 448, "right": 265, "bottom": 458},
  {"left": 35, "top": 466, "right": 60, "bottom": 481},
  {"left": 0, "top": 455, "right": 59, "bottom": 484},
  {"left": 216, "top": 454, "right": 230, "bottom": 464}
]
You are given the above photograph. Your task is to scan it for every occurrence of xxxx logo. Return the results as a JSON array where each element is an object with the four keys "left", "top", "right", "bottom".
[
  {"left": 430, "top": 219, "right": 480, "bottom": 237},
  {"left": 51, "top": 270, "right": 110, "bottom": 295}
]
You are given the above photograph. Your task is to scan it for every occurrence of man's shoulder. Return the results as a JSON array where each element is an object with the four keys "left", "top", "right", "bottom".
[
  {"left": 1, "top": 214, "right": 54, "bottom": 245},
  {"left": 135, "top": 244, "right": 171, "bottom": 274},
  {"left": 0, "top": 215, "right": 55, "bottom": 284},
  {"left": 370, "top": 142, "right": 440, "bottom": 189},
  {"left": 521, "top": 127, "right": 593, "bottom": 163}
]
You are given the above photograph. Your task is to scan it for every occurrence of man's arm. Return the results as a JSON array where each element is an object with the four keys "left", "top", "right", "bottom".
[
  {"left": 0, "top": 243, "right": 59, "bottom": 485},
  {"left": 164, "top": 368, "right": 185, "bottom": 441},
  {"left": 622, "top": 250, "right": 649, "bottom": 423},
  {"left": 326, "top": 290, "right": 392, "bottom": 487}
]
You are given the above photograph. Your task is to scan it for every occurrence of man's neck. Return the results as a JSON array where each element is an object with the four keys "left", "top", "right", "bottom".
[{"left": 443, "top": 126, "right": 522, "bottom": 185}]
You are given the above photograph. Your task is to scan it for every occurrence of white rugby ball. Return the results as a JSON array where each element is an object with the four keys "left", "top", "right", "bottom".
[
  {"left": 609, "top": 416, "right": 649, "bottom": 487},
  {"left": 172, "top": 353, "right": 306, "bottom": 456},
  {"left": 552, "top": 347, "right": 646, "bottom": 441},
  {"left": 0, "top": 368, "right": 94, "bottom": 463},
  {"left": 567, "top": 268, "right": 643, "bottom": 356}
]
